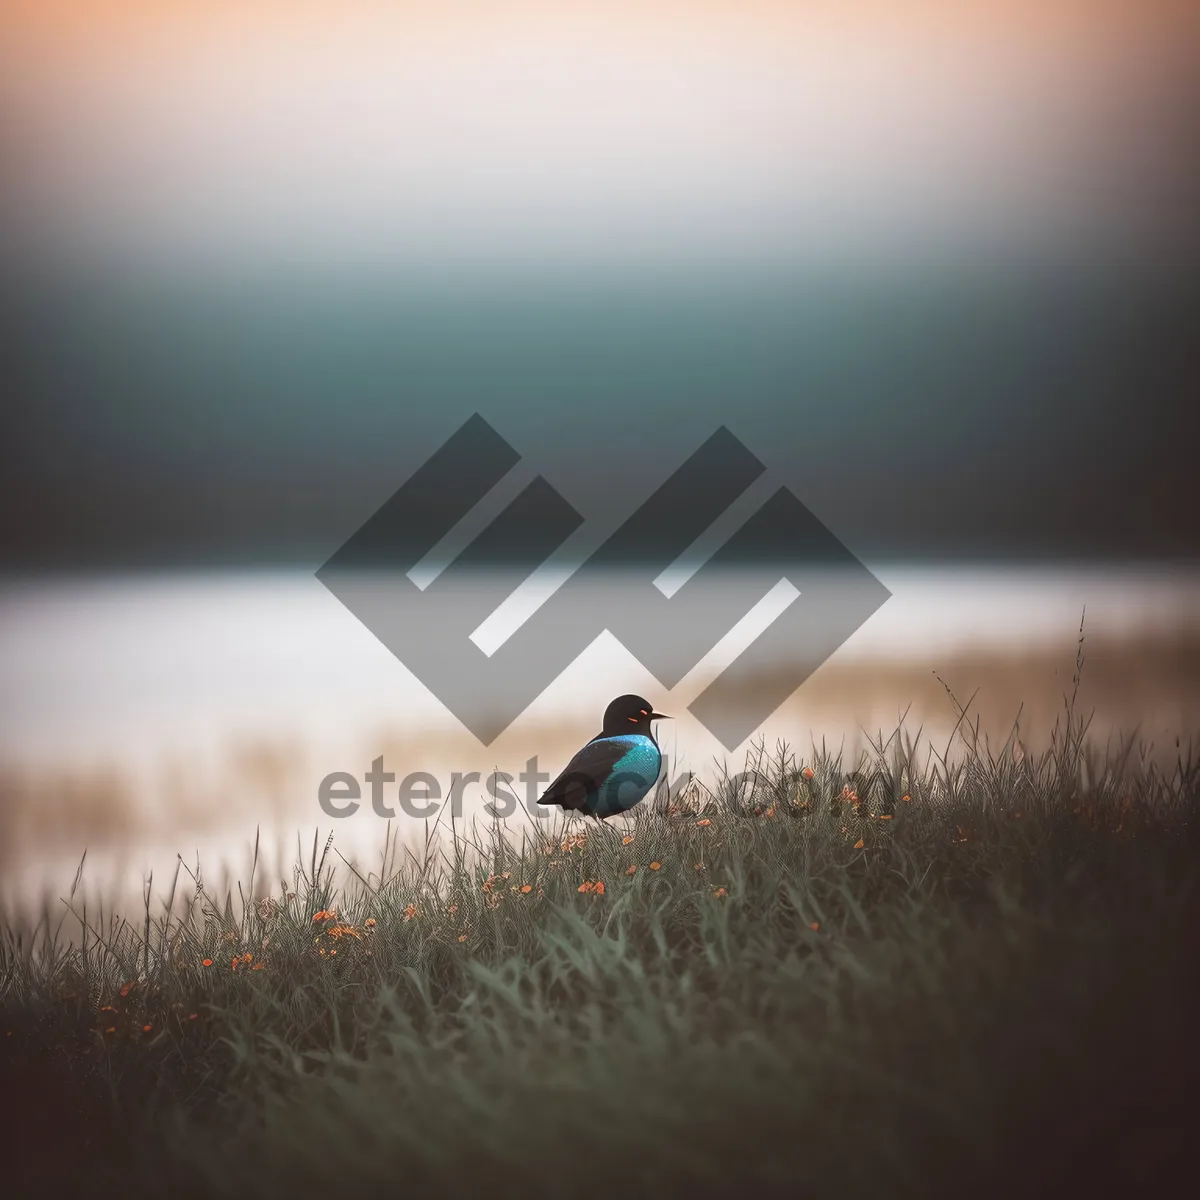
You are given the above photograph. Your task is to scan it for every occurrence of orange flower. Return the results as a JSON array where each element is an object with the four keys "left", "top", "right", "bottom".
[
  {"left": 142, "top": 1024, "right": 152, "bottom": 1033},
  {"left": 765, "top": 805, "right": 776, "bottom": 818},
  {"left": 252, "top": 962, "right": 265, "bottom": 970},
  {"left": 520, "top": 884, "right": 532, "bottom": 893},
  {"left": 99, "top": 1005, "right": 118, "bottom": 1014},
  {"left": 622, "top": 835, "right": 634, "bottom": 845},
  {"left": 105, "top": 1026, "right": 116, "bottom": 1034},
  {"left": 712, "top": 887, "right": 727, "bottom": 898},
  {"left": 649, "top": 861, "right": 662, "bottom": 871},
  {"left": 119, "top": 984, "right": 131, "bottom": 998},
  {"left": 625, "top": 865, "right": 637, "bottom": 875},
  {"left": 809, "top": 921, "right": 820, "bottom": 932},
  {"left": 403, "top": 904, "right": 419, "bottom": 921},
  {"left": 202, "top": 958, "right": 213, "bottom": 967},
  {"left": 577, "top": 881, "right": 595, "bottom": 893},
  {"left": 695, "top": 818, "right": 712, "bottom": 827},
  {"left": 901, "top": 793, "right": 912, "bottom": 802},
  {"left": 876, "top": 813, "right": 893, "bottom": 820},
  {"left": 364, "top": 917, "right": 376, "bottom": 927},
  {"left": 853, "top": 838, "right": 865, "bottom": 850},
  {"left": 457, "top": 933, "right": 468, "bottom": 943},
  {"left": 312, "top": 910, "right": 328, "bottom": 923},
  {"left": 594, "top": 882, "right": 606, "bottom": 895},
  {"left": 802, "top": 766, "right": 814, "bottom": 779}
]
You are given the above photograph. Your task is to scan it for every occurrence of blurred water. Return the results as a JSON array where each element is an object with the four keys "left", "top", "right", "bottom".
[{"left": 2, "top": 564, "right": 1199, "bottom": 915}]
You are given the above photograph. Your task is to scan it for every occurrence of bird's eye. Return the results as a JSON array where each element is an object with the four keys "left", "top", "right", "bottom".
[
  {"left": 628, "top": 715, "right": 638, "bottom": 722},
  {"left": 640, "top": 709, "right": 648, "bottom": 715}
]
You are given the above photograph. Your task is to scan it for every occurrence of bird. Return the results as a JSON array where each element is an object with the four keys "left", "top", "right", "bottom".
[{"left": 538, "top": 694, "right": 671, "bottom": 821}]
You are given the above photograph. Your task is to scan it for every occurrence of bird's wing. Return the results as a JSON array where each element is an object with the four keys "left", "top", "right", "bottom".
[{"left": 539, "top": 737, "right": 630, "bottom": 811}]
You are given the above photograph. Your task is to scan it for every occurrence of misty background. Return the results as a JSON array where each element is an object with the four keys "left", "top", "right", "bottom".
[
  {"left": 1, "top": 261, "right": 1198, "bottom": 569},
  {"left": 1, "top": 1, "right": 1198, "bottom": 913}
]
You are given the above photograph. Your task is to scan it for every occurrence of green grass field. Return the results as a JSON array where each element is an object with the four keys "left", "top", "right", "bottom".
[{"left": 3, "top": 698, "right": 1198, "bottom": 1200}]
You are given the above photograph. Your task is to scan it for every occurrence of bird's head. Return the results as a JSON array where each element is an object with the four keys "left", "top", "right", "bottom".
[{"left": 602, "top": 694, "right": 671, "bottom": 737}]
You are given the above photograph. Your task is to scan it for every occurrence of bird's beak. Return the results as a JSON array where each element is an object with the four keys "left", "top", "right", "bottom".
[{"left": 649, "top": 712, "right": 672, "bottom": 721}]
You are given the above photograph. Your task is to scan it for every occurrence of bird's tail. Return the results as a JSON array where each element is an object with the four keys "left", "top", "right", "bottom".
[{"left": 539, "top": 775, "right": 589, "bottom": 812}]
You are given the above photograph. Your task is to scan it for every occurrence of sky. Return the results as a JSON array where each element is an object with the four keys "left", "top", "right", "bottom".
[
  {"left": 3, "top": 1, "right": 1198, "bottom": 268},
  {"left": 1, "top": 1, "right": 1197, "bottom": 567}
]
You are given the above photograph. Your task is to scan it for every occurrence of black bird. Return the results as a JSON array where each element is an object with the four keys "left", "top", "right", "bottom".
[{"left": 538, "top": 694, "right": 671, "bottom": 821}]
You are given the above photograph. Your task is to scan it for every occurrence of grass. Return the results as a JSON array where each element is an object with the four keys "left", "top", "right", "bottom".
[{"left": 2, "top": 692, "right": 1198, "bottom": 1200}]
